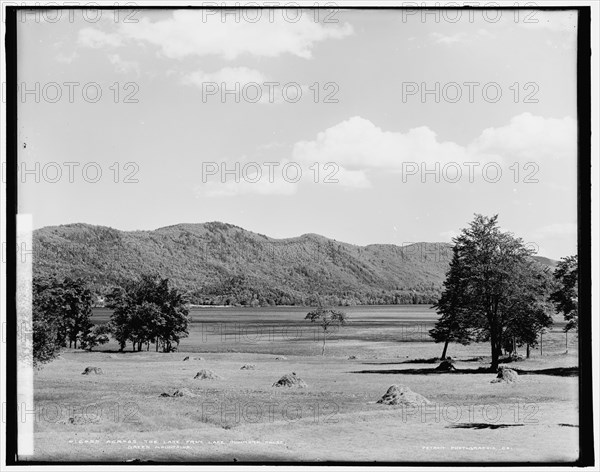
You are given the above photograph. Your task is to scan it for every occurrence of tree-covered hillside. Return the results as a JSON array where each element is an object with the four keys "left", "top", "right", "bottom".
[{"left": 32, "top": 222, "right": 553, "bottom": 306}]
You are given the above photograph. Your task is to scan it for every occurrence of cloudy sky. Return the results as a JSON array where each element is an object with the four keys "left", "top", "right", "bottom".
[{"left": 17, "top": 7, "right": 578, "bottom": 259}]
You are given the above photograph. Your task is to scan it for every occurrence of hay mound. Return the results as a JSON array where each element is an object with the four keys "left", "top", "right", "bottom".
[
  {"left": 491, "top": 366, "right": 518, "bottom": 383},
  {"left": 377, "top": 384, "right": 431, "bottom": 406},
  {"left": 435, "top": 359, "right": 456, "bottom": 372},
  {"left": 82, "top": 366, "right": 103, "bottom": 375},
  {"left": 194, "top": 369, "right": 222, "bottom": 380},
  {"left": 272, "top": 372, "right": 307, "bottom": 388},
  {"left": 183, "top": 356, "right": 190, "bottom": 361},
  {"left": 172, "top": 388, "right": 196, "bottom": 397},
  {"left": 275, "top": 356, "right": 288, "bottom": 360},
  {"left": 240, "top": 364, "right": 256, "bottom": 370},
  {"left": 67, "top": 415, "right": 98, "bottom": 424}
]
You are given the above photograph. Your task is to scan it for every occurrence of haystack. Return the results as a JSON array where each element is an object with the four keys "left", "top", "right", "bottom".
[
  {"left": 82, "top": 366, "right": 103, "bottom": 375},
  {"left": 194, "top": 369, "right": 222, "bottom": 380},
  {"left": 491, "top": 366, "right": 518, "bottom": 383},
  {"left": 172, "top": 388, "right": 196, "bottom": 397},
  {"left": 435, "top": 359, "right": 456, "bottom": 372},
  {"left": 377, "top": 384, "right": 431, "bottom": 406},
  {"left": 272, "top": 372, "right": 307, "bottom": 388}
]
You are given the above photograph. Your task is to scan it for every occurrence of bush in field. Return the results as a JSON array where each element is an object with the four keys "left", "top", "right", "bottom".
[
  {"left": 33, "top": 276, "right": 95, "bottom": 366},
  {"left": 106, "top": 274, "right": 190, "bottom": 352},
  {"left": 305, "top": 308, "right": 348, "bottom": 356}
]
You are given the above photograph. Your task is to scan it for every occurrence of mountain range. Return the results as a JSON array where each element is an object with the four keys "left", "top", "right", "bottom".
[{"left": 32, "top": 222, "right": 556, "bottom": 306}]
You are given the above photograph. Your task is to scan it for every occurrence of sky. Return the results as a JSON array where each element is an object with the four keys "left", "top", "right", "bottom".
[{"left": 15, "top": 7, "right": 579, "bottom": 259}]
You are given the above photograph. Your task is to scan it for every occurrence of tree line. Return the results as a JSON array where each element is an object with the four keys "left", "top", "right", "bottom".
[{"left": 32, "top": 274, "right": 189, "bottom": 366}]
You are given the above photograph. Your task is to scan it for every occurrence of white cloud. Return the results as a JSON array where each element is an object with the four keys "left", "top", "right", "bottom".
[
  {"left": 181, "top": 67, "right": 314, "bottom": 105},
  {"left": 334, "top": 167, "right": 371, "bottom": 189},
  {"left": 468, "top": 113, "right": 577, "bottom": 161},
  {"left": 430, "top": 29, "right": 495, "bottom": 46},
  {"left": 294, "top": 113, "right": 575, "bottom": 167},
  {"left": 107, "top": 54, "right": 140, "bottom": 77},
  {"left": 292, "top": 115, "right": 469, "bottom": 170},
  {"left": 78, "top": 28, "right": 122, "bottom": 48},
  {"left": 78, "top": 10, "right": 353, "bottom": 60},
  {"left": 430, "top": 32, "right": 467, "bottom": 45},
  {"left": 182, "top": 67, "right": 267, "bottom": 91},
  {"left": 290, "top": 113, "right": 576, "bottom": 186},
  {"left": 56, "top": 51, "right": 78, "bottom": 64}
]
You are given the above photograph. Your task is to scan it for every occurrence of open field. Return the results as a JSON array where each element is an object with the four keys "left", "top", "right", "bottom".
[{"left": 30, "top": 305, "right": 579, "bottom": 463}]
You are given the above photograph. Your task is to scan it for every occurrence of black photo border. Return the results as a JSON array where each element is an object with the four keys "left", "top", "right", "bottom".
[{"left": 3, "top": 4, "right": 594, "bottom": 467}]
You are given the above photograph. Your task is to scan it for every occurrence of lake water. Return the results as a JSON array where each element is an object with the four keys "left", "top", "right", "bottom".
[{"left": 92, "top": 304, "right": 438, "bottom": 325}]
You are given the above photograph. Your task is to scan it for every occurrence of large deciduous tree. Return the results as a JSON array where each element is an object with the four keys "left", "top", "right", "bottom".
[
  {"left": 106, "top": 274, "right": 190, "bottom": 352},
  {"left": 550, "top": 255, "right": 578, "bottom": 351},
  {"left": 32, "top": 276, "right": 95, "bottom": 366},
  {"left": 430, "top": 215, "right": 552, "bottom": 370}
]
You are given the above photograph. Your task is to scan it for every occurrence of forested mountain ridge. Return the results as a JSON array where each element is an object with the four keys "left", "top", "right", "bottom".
[{"left": 32, "top": 222, "right": 555, "bottom": 306}]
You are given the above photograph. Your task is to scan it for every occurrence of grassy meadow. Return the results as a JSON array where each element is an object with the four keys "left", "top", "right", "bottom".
[{"left": 30, "top": 305, "right": 579, "bottom": 462}]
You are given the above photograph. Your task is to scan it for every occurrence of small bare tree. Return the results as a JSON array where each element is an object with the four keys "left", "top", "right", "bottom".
[{"left": 305, "top": 308, "right": 348, "bottom": 356}]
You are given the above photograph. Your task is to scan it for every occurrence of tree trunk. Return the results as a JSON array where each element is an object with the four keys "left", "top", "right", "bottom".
[
  {"left": 441, "top": 339, "right": 449, "bottom": 359},
  {"left": 321, "top": 331, "right": 326, "bottom": 356},
  {"left": 565, "top": 331, "right": 568, "bottom": 353},
  {"left": 526, "top": 343, "right": 530, "bottom": 358},
  {"left": 490, "top": 328, "right": 499, "bottom": 371},
  {"left": 540, "top": 332, "right": 543, "bottom": 356}
]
